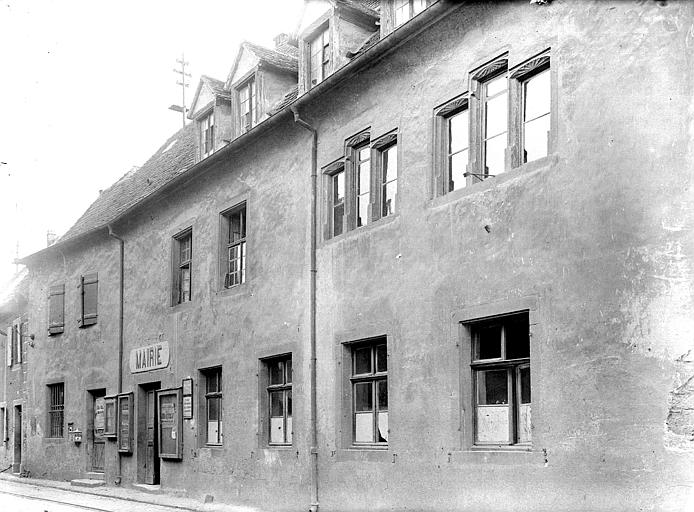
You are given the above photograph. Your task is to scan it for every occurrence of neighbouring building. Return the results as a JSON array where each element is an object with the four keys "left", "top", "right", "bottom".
[{"left": 3, "top": 1, "right": 694, "bottom": 511}]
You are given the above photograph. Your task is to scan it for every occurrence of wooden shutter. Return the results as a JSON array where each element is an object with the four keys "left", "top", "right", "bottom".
[
  {"left": 15, "top": 320, "right": 22, "bottom": 364},
  {"left": 5, "top": 325, "right": 10, "bottom": 367},
  {"left": 79, "top": 273, "right": 98, "bottom": 327},
  {"left": 48, "top": 284, "right": 65, "bottom": 334}
]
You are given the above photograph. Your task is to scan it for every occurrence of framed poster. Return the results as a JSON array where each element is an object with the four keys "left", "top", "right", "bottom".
[
  {"left": 182, "top": 377, "right": 193, "bottom": 420},
  {"left": 104, "top": 396, "right": 117, "bottom": 437},
  {"left": 157, "top": 388, "right": 182, "bottom": 460},
  {"left": 117, "top": 393, "right": 133, "bottom": 453},
  {"left": 94, "top": 397, "right": 105, "bottom": 435}
]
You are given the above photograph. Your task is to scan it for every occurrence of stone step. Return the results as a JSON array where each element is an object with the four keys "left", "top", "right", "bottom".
[
  {"left": 85, "top": 472, "right": 105, "bottom": 481},
  {"left": 71, "top": 478, "right": 105, "bottom": 488},
  {"left": 132, "top": 483, "right": 161, "bottom": 494}
]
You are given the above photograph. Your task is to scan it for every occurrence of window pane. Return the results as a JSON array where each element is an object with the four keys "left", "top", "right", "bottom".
[
  {"left": 206, "top": 371, "right": 220, "bottom": 393},
  {"left": 377, "top": 380, "right": 388, "bottom": 410},
  {"left": 486, "top": 74, "right": 507, "bottom": 97},
  {"left": 357, "top": 194, "right": 369, "bottom": 227},
  {"left": 476, "top": 405, "right": 510, "bottom": 444},
  {"left": 519, "top": 366, "right": 531, "bottom": 404},
  {"left": 333, "top": 203, "right": 344, "bottom": 236},
  {"left": 333, "top": 171, "right": 344, "bottom": 202},
  {"left": 354, "top": 382, "right": 373, "bottom": 412},
  {"left": 376, "top": 344, "right": 387, "bottom": 372},
  {"left": 524, "top": 114, "right": 550, "bottom": 163},
  {"left": 269, "top": 360, "right": 284, "bottom": 385},
  {"left": 484, "top": 134, "right": 506, "bottom": 176},
  {"left": 506, "top": 315, "right": 530, "bottom": 359},
  {"left": 270, "top": 417, "right": 284, "bottom": 444},
  {"left": 207, "top": 419, "right": 220, "bottom": 444},
  {"left": 383, "top": 181, "right": 397, "bottom": 217},
  {"left": 449, "top": 109, "right": 469, "bottom": 154},
  {"left": 180, "top": 267, "right": 190, "bottom": 302},
  {"left": 477, "top": 370, "right": 508, "bottom": 405},
  {"left": 475, "top": 323, "right": 502, "bottom": 360},
  {"left": 354, "top": 346, "right": 372, "bottom": 374},
  {"left": 270, "top": 391, "right": 284, "bottom": 416},
  {"left": 382, "top": 145, "right": 397, "bottom": 183},
  {"left": 285, "top": 359, "right": 292, "bottom": 384},
  {"left": 287, "top": 390, "right": 292, "bottom": 416},
  {"left": 355, "top": 412, "right": 373, "bottom": 443},
  {"left": 524, "top": 69, "right": 550, "bottom": 121},
  {"left": 485, "top": 92, "right": 508, "bottom": 138},
  {"left": 359, "top": 162, "right": 370, "bottom": 194},
  {"left": 208, "top": 396, "right": 220, "bottom": 421},
  {"left": 377, "top": 412, "right": 388, "bottom": 442},
  {"left": 449, "top": 150, "right": 468, "bottom": 191}
]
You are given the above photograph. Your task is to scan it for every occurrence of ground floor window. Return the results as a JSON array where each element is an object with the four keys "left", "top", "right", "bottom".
[
  {"left": 202, "top": 368, "right": 222, "bottom": 445},
  {"left": 48, "top": 383, "right": 65, "bottom": 438},
  {"left": 351, "top": 338, "right": 388, "bottom": 445},
  {"left": 266, "top": 355, "right": 292, "bottom": 445}
]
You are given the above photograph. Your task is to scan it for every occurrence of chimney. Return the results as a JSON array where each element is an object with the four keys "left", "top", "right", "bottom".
[
  {"left": 274, "top": 33, "right": 296, "bottom": 49},
  {"left": 47, "top": 230, "right": 58, "bottom": 247}
]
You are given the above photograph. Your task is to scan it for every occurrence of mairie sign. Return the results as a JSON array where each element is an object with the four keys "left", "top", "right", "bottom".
[{"left": 129, "top": 341, "right": 170, "bottom": 373}]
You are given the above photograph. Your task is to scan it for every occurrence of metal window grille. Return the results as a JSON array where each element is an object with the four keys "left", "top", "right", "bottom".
[{"left": 48, "top": 383, "right": 65, "bottom": 438}]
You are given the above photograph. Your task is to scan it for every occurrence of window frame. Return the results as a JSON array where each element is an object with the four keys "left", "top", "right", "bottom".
[
  {"left": 308, "top": 24, "right": 331, "bottom": 88},
  {"left": 237, "top": 75, "right": 257, "bottom": 133},
  {"left": 394, "top": 0, "right": 428, "bottom": 28},
  {"left": 78, "top": 273, "right": 98, "bottom": 327},
  {"left": 201, "top": 367, "right": 223, "bottom": 446},
  {"left": 371, "top": 132, "right": 399, "bottom": 221},
  {"left": 199, "top": 110, "right": 215, "bottom": 159},
  {"left": 47, "top": 382, "right": 65, "bottom": 438},
  {"left": 265, "top": 355, "right": 292, "bottom": 446},
  {"left": 172, "top": 228, "right": 192, "bottom": 306},
  {"left": 349, "top": 338, "right": 388, "bottom": 447},
  {"left": 221, "top": 202, "right": 247, "bottom": 289}
]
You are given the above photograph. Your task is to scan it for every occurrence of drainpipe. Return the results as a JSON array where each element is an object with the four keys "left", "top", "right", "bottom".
[
  {"left": 291, "top": 106, "right": 319, "bottom": 512},
  {"left": 107, "top": 225, "right": 124, "bottom": 485}
]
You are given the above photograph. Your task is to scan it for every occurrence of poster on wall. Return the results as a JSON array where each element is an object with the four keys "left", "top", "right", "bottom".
[
  {"left": 94, "top": 397, "right": 105, "bottom": 435},
  {"left": 182, "top": 377, "right": 193, "bottom": 419},
  {"left": 157, "top": 388, "right": 182, "bottom": 460},
  {"left": 117, "top": 393, "right": 133, "bottom": 453},
  {"left": 104, "top": 396, "right": 117, "bottom": 437}
]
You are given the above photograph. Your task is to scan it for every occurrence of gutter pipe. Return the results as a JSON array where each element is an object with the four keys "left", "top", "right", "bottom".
[
  {"left": 290, "top": 106, "right": 319, "bottom": 512},
  {"left": 107, "top": 225, "right": 124, "bottom": 485}
]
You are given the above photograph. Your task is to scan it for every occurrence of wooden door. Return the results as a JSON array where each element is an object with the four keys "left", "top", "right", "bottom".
[
  {"left": 91, "top": 397, "right": 105, "bottom": 472},
  {"left": 13, "top": 405, "right": 21, "bottom": 473},
  {"left": 144, "top": 390, "right": 159, "bottom": 484}
]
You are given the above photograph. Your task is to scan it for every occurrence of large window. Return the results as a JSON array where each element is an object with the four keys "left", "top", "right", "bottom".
[
  {"left": 470, "top": 312, "right": 530, "bottom": 446},
  {"left": 266, "top": 355, "right": 292, "bottom": 445},
  {"left": 78, "top": 273, "right": 98, "bottom": 327},
  {"left": 200, "top": 112, "right": 215, "bottom": 159},
  {"left": 238, "top": 77, "right": 257, "bottom": 132},
  {"left": 351, "top": 339, "right": 388, "bottom": 445},
  {"left": 202, "top": 368, "right": 222, "bottom": 445},
  {"left": 222, "top": 203, "right": 246, "bottom": 288},
  {"left": 173, "top": 229, "right": 192, "bottom": 305},
  {"left": 309, "top": 26, "right": 330, "bottom": 88},
  {"left": 48, "top": 383, "right": 65, "bottom": 438}
]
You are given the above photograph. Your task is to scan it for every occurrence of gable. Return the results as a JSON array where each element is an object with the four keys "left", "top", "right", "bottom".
[
  {"left": 227, "top": 47, "right": 260, "bottom": 89},
  {"left": 189, "top": 83, "right": 216, "bottom": 120}
]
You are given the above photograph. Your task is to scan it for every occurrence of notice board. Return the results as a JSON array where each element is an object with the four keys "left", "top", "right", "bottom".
[
  {"left": 117, "top": 393, "right": 133, "bottom": 453},
  {"left": 157, "top": 388, "right": 182, "bottom": 460}
]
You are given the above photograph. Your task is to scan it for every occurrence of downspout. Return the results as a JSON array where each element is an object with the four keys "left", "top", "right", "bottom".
[
  {"left": 107, "top": 225, "right": 124, "bottom": 485},
  {"left": 291, "top": 106, "right": 319, "bottom": 512}
]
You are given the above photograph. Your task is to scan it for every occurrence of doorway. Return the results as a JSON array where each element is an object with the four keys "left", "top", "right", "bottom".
[
  {"left": 13, "top": 405, "right": 21, "bottom": 473},
  {"left": 137, "top": 382, "right": 160, "bottom": 484},
  {"left": 88, "top": 389, "right": 106, "bottom": 473}
]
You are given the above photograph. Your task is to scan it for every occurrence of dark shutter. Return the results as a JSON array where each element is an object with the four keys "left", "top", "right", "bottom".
[
  {"left": 79, "top": 273, "right": 98, "bottom": 327},
  {"left": 48, "top": 284, "right": 65, "bottom": 334}
]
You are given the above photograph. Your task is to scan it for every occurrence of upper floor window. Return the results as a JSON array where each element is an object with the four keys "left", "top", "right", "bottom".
[
  {"left": 329, "top": 166, "right": 346, "bottom": 238},
  {"left": 394, "top": 0, "right": 427, "bottom": 27},
  {"left": 518, "top": 64, "right": 551, "bottom": 164},
  {"left": 79, "top": 273, "right": 98, "bottom": 327},
  {"left": 6, "top": 318, "right": 22, "bottom": 366},
  {"left": 48, "top": 284, "right": 65, "bottom": 335},
  {"left": 354, "top": 143, "right": 371, "bottom": 228},
  {"left": 173, "top": 230, "right": 192, "bottom": 305},
  {"left": 309, "top": 26, "right": 330, "bottom": 88},
  {"left": 238, "top": 77, "right": 257, "bottom": 132},
  {"left": 222, "top": 203, "right": 246, "bottom": 288},
  {"left": 200, "top": 112, "right": 215, "bottom": 159}
]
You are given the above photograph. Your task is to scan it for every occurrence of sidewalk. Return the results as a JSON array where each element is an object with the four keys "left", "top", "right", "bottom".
[{"left": 0, "top": 472, "right": 262, "bottom": 512}]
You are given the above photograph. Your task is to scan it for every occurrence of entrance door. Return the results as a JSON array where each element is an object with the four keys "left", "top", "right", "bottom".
[
  {"left": 13, "top": 405, "right": 21, "bottom": 473},
  {"left": 138, "top": 382, "right": 160, "bottom": 485},
  {"left": 90, "top": 391, "right": 106, "bottom": 472}
]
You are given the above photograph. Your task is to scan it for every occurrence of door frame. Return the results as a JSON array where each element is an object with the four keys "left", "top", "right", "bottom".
[
  {"left": 136, "top": 382, "right": 160, "bottom": 484},
  {"left": 12, "top": 403, "right": 22, "bottom": 473},
  {"left": 87, "top": 388, "right": 107, "bottom": 473}
]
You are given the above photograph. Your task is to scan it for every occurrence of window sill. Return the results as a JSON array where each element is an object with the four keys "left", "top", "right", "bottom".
[
  {"left": 215, "top": 282, "right": 251, "bottom": 300},
  {"left": 170, "top": 300, "right": 194, "bottom": 312},
  {"left": 449, "top": 447, "right": 545, "bottom": 466},
  {"left": 430, "top": 153, "right": 558, "bottom": 209},
  {"left": 335, "top": 447, "right": 390, "bottom": 463},
  {"left": 322, "top": 212, "right": 400, "bottom": 247}
]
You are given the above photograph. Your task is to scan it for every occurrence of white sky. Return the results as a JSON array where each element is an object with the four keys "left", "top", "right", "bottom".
[{"left": 0, "top": 0, "right": 305, "bottom": 287}]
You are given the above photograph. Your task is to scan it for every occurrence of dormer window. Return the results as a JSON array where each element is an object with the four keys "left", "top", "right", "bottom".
[
  {"left": 200, "top": 112, "right": 215, "bottom": 159},
  {"left": 309, "top": 25, "right": 330, "bottom": 87},
  {"left": 238, "top": 77, "right": 257, "bottom": 132},
  {"left": 394, "top": 0, "right": 426, "bottom": 27}
]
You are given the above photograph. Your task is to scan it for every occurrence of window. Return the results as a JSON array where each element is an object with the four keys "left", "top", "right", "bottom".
[
  {"left": 48, "top": 284, "right": 65, "bottom": 335},
  {"left": 394, "top": 0, "right": 427, "bottom": 27},
  {"left": 173, "top": 230, "right": 192, "bottom": 305},
  {"left": 329, "top": 166, "right": 345, "bottom": 237},
  {"left": 354, "top": 143, "right": 371, "bottom": 228},
  {"left": 202, "top": 368, "right": 222, "bottom": 445},
  {"left": 309, "top": 26, "right": 330, "bottom": 87},
  {"left": 6, "top": 319, "right": 22, "bottom": 366},
  {"left": 513, "top": 56, "right": 551, "bottom": 164},
  {"left": 372, "top": 133, "right": 399, "bottom": 219},
  {"left": 48, "top": 383, "right": 65, "bottom": 438},
  {"left": 266, "top": 355, "right": 292, "bottom": 445},
  {"left": 478, "top": 69, "right": 509, "bottom": 179},
  {"left": 78, "top": 273, "right": 98, "bottom": 327},
  {"left": 200, "top": 112, "right": 215, "bottom": 159},
  {"left": 222, "top": 203, "right": 246, "bottom": 288},
  {"left": 435, "top": 96, "right": 469, "bottom": 193},
  {"left": 238, "top": 77, "right": 257, "bottom": 132},
  {"left": 351, "top": 339, "right": 388, "bottom": 445},
  {"left": 470, "top": 312, "right": 530, "bottom": 446}
]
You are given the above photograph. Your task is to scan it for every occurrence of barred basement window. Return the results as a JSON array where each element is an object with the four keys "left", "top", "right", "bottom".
[
  {"left": 470, "top": 312, "right": 531, "bottom": 446},
  {"left": 173, "top": 229, "right": 192, "bottom": 305},
  {"left": 202, "top": 367, "right": 222, "bottom": 445},
  {"left": 351, "top": 339, "right": 388, "bottom": 445},
  {"left": 266, "top": 355, "right": 292, "bottom": 445},
  {"left": 48, "top": 383, "right": 65, "bottom": 438},
  {"left": 78, "top": 273, "right": 98, "bottom": 327},
  {"left": 222, "top": 203, "right": 246, "bottom": 288}
]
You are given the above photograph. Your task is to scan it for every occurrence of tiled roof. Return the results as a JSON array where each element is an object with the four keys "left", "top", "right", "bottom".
[
  {"left": 201, "top": 75, "right": 230, "bottom": 99},
  {"left": 336, "top": 0, "right": 380, "bottom": 17},
  {"left": 349, "top": 30, "right": 380, "bottom": 58},
  {"left": 58, "top": 122, "right": 197, "bottom": 244},
  {"left": 269, "top": 86, "right": 299, "bottom": 116},
  {"left": 243, "top": 41, "right": 298, "bottom": 73}
]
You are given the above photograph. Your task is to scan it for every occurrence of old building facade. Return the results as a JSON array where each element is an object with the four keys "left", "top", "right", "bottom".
[{"left": 3, "top": 1, "right": 693, "bottom": 510}]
